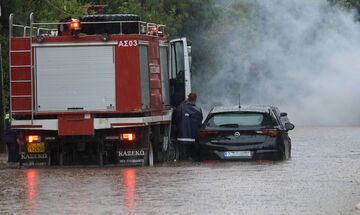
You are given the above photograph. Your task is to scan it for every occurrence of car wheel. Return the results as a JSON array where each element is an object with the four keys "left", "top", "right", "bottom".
[
  {"left": 288, "top": 143, "right": 292, "bottom": 159},
  {"left": 282, "top": 145, "right": 287, "bottom": 160},
  {"left": 274, "top": 144, "right": 286, "bottom": 161}
]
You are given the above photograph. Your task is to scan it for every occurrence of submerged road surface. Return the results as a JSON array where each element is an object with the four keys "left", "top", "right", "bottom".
[{"left": 0, "top": 127, "right": 360, "bottom": 215}]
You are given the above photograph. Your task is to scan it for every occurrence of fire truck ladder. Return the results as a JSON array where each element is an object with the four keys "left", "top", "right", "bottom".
[
  {"left": 9, "top": 13, "right": 55, "bottom": 124},
  {"left": 9, "top": 13, "right": 35, "bottom": 123}
]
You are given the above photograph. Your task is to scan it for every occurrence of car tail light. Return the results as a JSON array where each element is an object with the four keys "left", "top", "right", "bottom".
[
  {"left": 121, "top": 133, "right": 135, "bottom": 141},
  {"left": 256, "top": 130, "right": 277, "bottom": 137},
  {"left": 199, "top": 131, "right": 219, "bottom": 138},
  {"left": 152, "top": 26, "right": 158, "bottom": 31},
  {"left": 70, "top": 19, "right": 81, "bottom": 30},
  {"left": 27, "top": 135, "right": 41, "bottom": 143}
]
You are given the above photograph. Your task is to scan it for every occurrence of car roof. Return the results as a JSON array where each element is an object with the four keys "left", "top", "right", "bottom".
[{"left": 210, "top": 105, "right": 275, "bottom": 114}]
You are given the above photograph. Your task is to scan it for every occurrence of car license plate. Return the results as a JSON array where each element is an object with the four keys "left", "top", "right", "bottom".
[
  {"left": 27, "top": 142, "right": 45, "bottom": 153},
  {"left": 224, "top": 151, "right": 252, "bottom": 158}
]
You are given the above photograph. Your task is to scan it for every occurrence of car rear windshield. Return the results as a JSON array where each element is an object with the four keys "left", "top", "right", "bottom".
[{"left": 207, "top": 112, "right": 268, "bottom": 127}]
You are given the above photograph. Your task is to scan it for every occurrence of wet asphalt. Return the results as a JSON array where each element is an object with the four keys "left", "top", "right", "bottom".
[{"left": 0, "top": 126, "right": 360, "bottom": 215}]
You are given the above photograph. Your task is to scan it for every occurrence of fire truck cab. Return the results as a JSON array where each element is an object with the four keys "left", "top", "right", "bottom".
[{"left": 9, "top": 13, "right": 192, "bottom": 167}]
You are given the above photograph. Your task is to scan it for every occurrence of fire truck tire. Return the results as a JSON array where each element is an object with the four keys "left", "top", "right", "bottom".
[
  {"left": 80, "top": 14, "right": 140, "bottom": 35},
  {"left": 144, "top": 143, "right": 154, "bottom": 166},
  {"left": 151, "top": 125, "right": 160, "bottom": 163},
  {"left": 99, "top": 152, "right": 103, "bottom": 166},
  {"left": 47, "top": 155, "right": 51, "bottom": 166},
  {"left": 149, "top": 143, "right": 154, "bottom": 166},
  {"left": 143, "top": 127, "right": 154, "bottom": 166},
  {"left": 175, "top": 141, "right": 180, "bottom": 161},
  {"left": 59, "top": 153, "right": 64, "bottom": 166},
  {"left": 166, "top": 140, "right": 177, "bottom": 161}
]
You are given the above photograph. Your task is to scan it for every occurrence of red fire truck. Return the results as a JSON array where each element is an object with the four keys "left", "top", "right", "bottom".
[{"left": 8, "top": 12, "right": 192, "bottom": 167}]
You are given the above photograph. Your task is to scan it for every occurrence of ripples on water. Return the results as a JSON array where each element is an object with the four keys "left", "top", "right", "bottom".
[{"left": 0, "top": 127, "right": 360, "bottom": 215}]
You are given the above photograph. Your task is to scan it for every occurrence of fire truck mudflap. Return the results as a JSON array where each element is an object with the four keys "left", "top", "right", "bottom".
[{"left": 20, "top": 152, "right": 49, "bottom": 167}]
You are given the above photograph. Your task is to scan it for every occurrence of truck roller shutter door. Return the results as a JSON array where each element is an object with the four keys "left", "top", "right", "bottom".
[
  {"left": 139, "top": 45, "right": 151, "bottom": 109},
  {"left": 35, "top": 45, "right": 116, "bottom": 112}
]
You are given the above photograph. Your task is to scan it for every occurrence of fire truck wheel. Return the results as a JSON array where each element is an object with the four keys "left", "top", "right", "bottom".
[
  {"left": 144, "top": 143, "right": 154, "bottom": 166},
  {"left": 99, "top": 152, "right": 103, "bottom": 166},
  {"left": 149, "top": 143, "right": 154, "bottom": 166}
]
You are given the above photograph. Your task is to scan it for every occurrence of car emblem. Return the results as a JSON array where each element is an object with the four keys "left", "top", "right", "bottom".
[{"left": 234, "top": 132, "right": 241, "bottom": 137}]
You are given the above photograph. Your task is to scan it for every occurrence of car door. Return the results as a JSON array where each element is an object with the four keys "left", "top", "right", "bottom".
[
  {"left": 169, "top": 38, "right": 192, "bottom": 107},
  {"left": 272, "top": 107, "right": 291, "bottom": 159}
]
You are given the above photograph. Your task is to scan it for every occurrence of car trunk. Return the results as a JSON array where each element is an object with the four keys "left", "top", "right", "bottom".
[{"left": 204, "top": 127, "right": 271, "bottom": 146}]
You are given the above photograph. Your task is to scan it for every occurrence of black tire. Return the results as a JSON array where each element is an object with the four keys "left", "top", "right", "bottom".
[
  {"left": 273, "top": 144, "right": 286, "bottom": 161},
  {"left": 151, "top": 125, "right": 160, "bottom": 163},
  {"left": 175, "top": 141, "right": 180, "bottom": 161},
  {"left": 167, "top": 140, "right": 177, "bottom": 161},
  {"left": 143, "top": 143, "right": 154, "bottom": 166},
  {"left": 143, "top": 127, "right": 154, "bottom": 166},
  {"left": 288, "top": 143, "right": 292, "bottom": 159},
  {"left": 192, "top": 143, "right": 201, "bottom": 162},
  {"left": 80, "top": 14, "right": 140, "bottom": 35},
  {"left": 280, "top": 145, "right": 286, "bottom": 161},
  {"left": 148, "top": 143, "right": 154, "bottom": 166}
]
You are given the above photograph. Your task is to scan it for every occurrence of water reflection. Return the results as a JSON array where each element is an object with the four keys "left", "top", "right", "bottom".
[
  {"left": 1, "top": 127, "right": 358, "bottom": 214},
  {"left": 123, "top": 168, "right": 137, "bottom": 213},
  {"left": 26, "top": 169, "right": 39, "bottom": 213}
]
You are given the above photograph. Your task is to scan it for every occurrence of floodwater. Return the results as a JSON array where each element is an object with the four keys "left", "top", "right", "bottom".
[{"left": 0, "top": 127, "right": 360, "bottom": 215}]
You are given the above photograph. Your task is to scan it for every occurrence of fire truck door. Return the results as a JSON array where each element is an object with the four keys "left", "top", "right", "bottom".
[{"left": 169, "top": 38, "right": 191, "bottom": 107}]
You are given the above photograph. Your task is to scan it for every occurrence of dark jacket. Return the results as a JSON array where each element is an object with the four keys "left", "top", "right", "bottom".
[
  {"left": 5, "top": 115, "right": 18, "bottom": 145},
  {"left": 5, "top": 114, "right": 19, "bottom": 162},
  {"left": 176, "top": 102, "right": 203, "bottom": 144}
]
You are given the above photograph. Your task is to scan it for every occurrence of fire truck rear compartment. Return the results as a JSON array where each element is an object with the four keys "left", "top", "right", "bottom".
[{"left": 35, "top": 45, "right": 116, "bottom": 112}]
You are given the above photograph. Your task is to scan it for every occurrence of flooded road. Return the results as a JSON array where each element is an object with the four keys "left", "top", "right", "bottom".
[{"left": 1, "top": 126, "right": 360, "bottom": 214}]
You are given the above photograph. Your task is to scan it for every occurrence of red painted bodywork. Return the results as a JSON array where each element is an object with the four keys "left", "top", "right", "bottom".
[
  {"left": 10, "top": 38, "right": 33, "bottom": 114},
  {"left": 114, "top": 35, "right": 142, "bottom": 112},
  {"left": 58, "top": 114, "right": 94, "bottom": 136},
  {"left": 10, "top": 34, "right": 168, "bottom": 135}
]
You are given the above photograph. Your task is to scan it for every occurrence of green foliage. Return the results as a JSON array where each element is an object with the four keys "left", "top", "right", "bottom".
[
  {"left": 330, "top": 0, "right": 360, "bottom": 10},
  {"left": 329, "top": 0, "right": 360, "bottom": 20},
  {"left": 106, "top": 0, "right": 218, "bottom": 39}
]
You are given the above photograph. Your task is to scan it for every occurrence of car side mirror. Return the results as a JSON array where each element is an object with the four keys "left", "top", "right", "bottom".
[
  {"left": 285, "top": 123, "right": 295, "bottom": 131},
  {"left": 280, "top": 112, "right": 287, "bottom": 117}
]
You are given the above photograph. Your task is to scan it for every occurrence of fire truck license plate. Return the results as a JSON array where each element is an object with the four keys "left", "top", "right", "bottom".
[{"left": 27, "top": 142, "right": 45, "bottom": 153}]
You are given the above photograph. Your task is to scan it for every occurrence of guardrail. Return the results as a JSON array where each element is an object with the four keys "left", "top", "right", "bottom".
[{"left": 9, "top": 13, "right": 166, "bottom": 38}]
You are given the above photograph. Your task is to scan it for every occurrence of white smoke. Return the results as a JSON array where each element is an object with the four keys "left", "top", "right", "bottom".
[{"left": 192, "top": 0, "right": 360, "bottom": 126}]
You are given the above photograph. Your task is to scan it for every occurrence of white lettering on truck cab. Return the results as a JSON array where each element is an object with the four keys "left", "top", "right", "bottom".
[{"left": 118, "top": 40, "right": 138, "bottom": 47}]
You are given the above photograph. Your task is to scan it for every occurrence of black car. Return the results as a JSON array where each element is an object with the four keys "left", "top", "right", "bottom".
[{"left": 197, "top": 105, "right": 295, "bottom": 161}]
